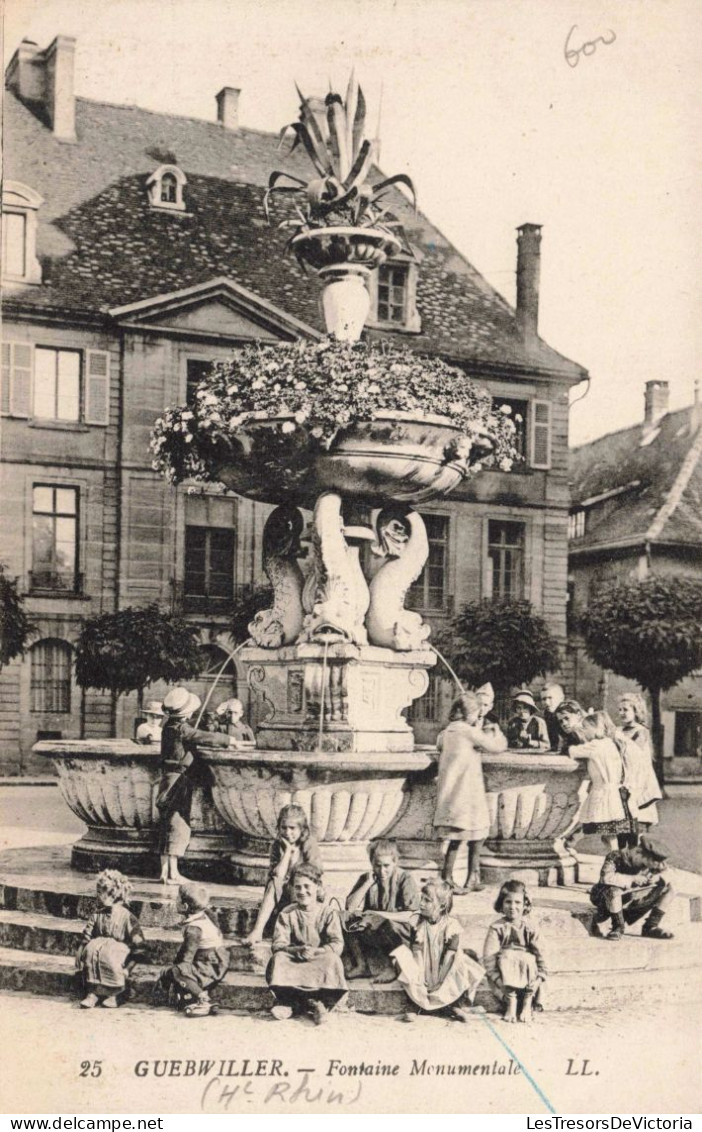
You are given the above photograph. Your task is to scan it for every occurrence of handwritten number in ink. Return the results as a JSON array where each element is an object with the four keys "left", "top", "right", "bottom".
[
  {"left": 565, "top": 25, "right": 616, "bottom": 68},
  {"left": 79, "top": 1060, "right": 103, "bottom": 1078}
]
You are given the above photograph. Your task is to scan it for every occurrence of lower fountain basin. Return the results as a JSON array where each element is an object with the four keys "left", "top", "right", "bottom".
[
  {"left": 202, "top": 747, "right": 432, "bottom": 884},
  {"left": 33, "top": 740, "right": 237, "bottom": 880}
]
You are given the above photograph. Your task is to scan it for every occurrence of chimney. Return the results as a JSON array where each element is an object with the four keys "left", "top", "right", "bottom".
[
  {"left": 216, "top": 87, "right": 240, "bottom": 130},
  {"left": 644, "top": 381, "right": 669, "bottom": 428},
  {"left": 5, "top": 39, "right": 44, "bottom": 101},
  {"left": 5, "top": 35, "right": 76, "bottom": 141},
  {"left": 516, "top": 223, "right": 542, "bottom": 342}
]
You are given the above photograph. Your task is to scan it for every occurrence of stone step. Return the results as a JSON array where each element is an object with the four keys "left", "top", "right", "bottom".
[
  {"left": 1, "top": 903, "right": 700, "bottom": 984},
  {"left": 0, "top": 942, "right": 700, "bottom": 1015},
  {"left": 0, "top": 909, "right": 265, "bottom": 971}
]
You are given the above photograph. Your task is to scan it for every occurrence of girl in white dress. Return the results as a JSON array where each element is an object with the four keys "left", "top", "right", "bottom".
[
  {"left": 434, "top": 692, "right": 507, "bottom": 893},
  {"left": 390, "top": 878, "right": 485, "bottom": 1022},
  {"left": 617, "top": 694, "right": 662, "bottom": 838}
]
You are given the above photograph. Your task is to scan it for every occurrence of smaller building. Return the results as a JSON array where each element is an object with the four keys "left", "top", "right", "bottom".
[{"left": 567, "top": 381, "right": 702, "bottom": 768}]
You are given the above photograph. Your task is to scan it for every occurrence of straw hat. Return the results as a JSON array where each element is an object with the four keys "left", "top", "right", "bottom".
[
  {"left": 512, "top": 691, "right": 538, "bottom": 711},
  {"left": 143, "top": 700, "right": 165, "bottom": 718},
  {"left": 162, "top": 687, "right": 201, "bottom": 718}
]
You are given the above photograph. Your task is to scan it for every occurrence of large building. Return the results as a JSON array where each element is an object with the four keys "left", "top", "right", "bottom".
[
  {"left": 1, "top": 34, "right": 586, "bottom": 772},
  {"left": 568, "top": 380, "right": 702, "bottom": 769}
]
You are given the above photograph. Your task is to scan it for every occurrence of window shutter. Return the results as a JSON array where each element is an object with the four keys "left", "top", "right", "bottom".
[
  {"left": 531, "top": 400, "right": 552, "bottom": 469},
  {"left": 1, "top": 343, "right": 10, "bottom": 414},
  {"left": 85, "top": 350, "right": 110, "bottom": 425},
  {"left": 6, "top": 342, "right": 33, "bottom": 417}
]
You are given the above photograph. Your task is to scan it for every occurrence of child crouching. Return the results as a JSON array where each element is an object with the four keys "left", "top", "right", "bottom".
[
  {"left": 483, "top": 880, "right": 546, "bottom": 1024},
  {"left": 76, "top": 870, "right": 146, "bottom": 1009},
  {"left": 158, "top": 883, "right": 230, "bottom": 1016},
  {"left": 390, "top": 878, "right": 485, "bottom": 1022},
  {"left": 266, "top": 863, "right": 347, "bottom": 1025}
]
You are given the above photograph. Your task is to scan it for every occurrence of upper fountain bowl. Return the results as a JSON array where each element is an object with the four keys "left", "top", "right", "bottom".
[{"left": 210, "top": 410, "right": 494, "bottom": 506}]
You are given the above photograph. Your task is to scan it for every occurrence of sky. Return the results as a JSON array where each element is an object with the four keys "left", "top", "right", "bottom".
[{"left": 4, "top": 0, "right": 699, "bottom": 445}]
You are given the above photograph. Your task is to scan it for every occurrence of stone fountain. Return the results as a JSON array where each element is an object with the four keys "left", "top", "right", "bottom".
[{"left": 35, "top": 79, "right": 587, "bottom": 888}]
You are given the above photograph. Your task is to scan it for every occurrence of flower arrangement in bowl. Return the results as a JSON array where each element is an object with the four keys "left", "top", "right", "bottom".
[
  {"left": 150, "top": 339, "right": 519, "bottom": 506},
  {"left": 265, "top": 76, "right": 416, "bottom": 272}
]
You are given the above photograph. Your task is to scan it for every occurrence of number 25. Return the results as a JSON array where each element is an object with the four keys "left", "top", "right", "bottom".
[{"left": 79, "top": 1061, "right": 103, "bottom": 1078}]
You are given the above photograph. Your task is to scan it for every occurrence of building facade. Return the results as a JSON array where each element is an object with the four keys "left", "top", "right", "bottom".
[
  {"left": 568, "top": 381, "right": 702, "bottom": 768},
  {"left": 1, "top": 34, "right": 586, "bottom": 772}
]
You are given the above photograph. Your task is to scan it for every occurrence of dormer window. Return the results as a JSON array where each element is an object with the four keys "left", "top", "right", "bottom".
[
  {"left": 146, "top": 165, "right": 187, "bottom": 212},
  {"left": 568, "top": 510, "right": 586, "bottom": 539},
  {"left": 367, "top": 258, "right": 421, "bottom": 332},
  {"left": 1, "top": 181, "right": 43, "bottom": 285}
]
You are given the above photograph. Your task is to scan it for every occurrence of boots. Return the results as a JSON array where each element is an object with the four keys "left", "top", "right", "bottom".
[
  {"left": 606, "top": 912, "right": 626, "bottom": 941},
  {"left": 641, "top": 907, "right": 674, "bottom": 940}
]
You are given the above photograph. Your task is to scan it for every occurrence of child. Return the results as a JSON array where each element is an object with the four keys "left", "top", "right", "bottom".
[
  {"left": 215, "top": 698, "right": 255, "bottom": 743},
  {"left": 156, "top": 686, "right": 236, "bottom": 884},
  {"left": 475, "top": 682, "right": 507, "bottom": 742},
  {"left": 344, "top": 839, "right": 420, "bottom": 981},
  {"left": 389, "top": 879, "right": 485, "bottom": 1022},
  {"left": 245, "top": 804, "right": 322, "bottom": 945},
  {"left": 435, "top": 692, "right": 507, "bottom": 893},
  {"left": 76, "top": 870, "right": 146, "bottom": 1009},
  {"left": 135, "top": 700, "right": 164, "bottom": 744},
  {"left": 554, "top": 698, "right": 586, "bottom": 755},
  {"left": 158, "top": 883, "right": 230, "bottom": 1016},
  {"left": 483, "top": 880, "right": 546, "bottom": 1024},
  {"left": 506, "top": 691, "right": 550, "bottom": 751},
  {"left": 617, "top": 694, "right": 662, "bottom": 834},
  {"left": 590, "top": 836, "right": 675, "bottom": 941},
  {"left": 266, "top": 863, "right": 347, "bottom": 1025},
  {"left": 566, "top": 711, "right": 630, "bottom": 852}
]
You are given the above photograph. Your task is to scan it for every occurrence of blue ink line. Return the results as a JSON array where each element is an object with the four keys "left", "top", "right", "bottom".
[{"left": 478, "top": 1014, "right": 557, "bottom": 1115}]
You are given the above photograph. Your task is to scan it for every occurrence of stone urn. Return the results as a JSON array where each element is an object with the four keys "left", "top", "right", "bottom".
[
  {"left": 202, "top": 746, "right": 431, "bottom": 884},
  {"left": 210, "top": 411, "right": 493, "bottom": 507},
  {"left": 388, "top": 751, "right": 590, "bottom": 886},
  {"left": 33, "top": 740, "right": 238, "bottom": 880}
]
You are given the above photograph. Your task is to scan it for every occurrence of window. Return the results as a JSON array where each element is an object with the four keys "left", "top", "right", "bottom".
[
  {"left": 161, "top": 173, "right": 178, "bottom": 204},
  {"left": 186, "top": 359, "right": 213, "bottom": 405},
  {"left": 568, "top": 510, "right": 586, "bottom": 539},
  {"left": 32, "top": 485, "right": 79, "bottom": 592},
  {"left": 487, "top": 520, "right": 525, "bottom": 599},
  {"left": 378, "top": 264, "right": 408, "bottom": 324},
  {"left": 407, "top": 514, "right": 450, "bottom": 610},
  {"left": 492, "top": 398, "right": 528, "bottom": 462},
  {"left": 185, "top": 526, "right": 235, "bottom": 607},
  {"left": 146, "top": 165, "right": 187, "bottom": 212},
  {"left": 34, "top": 347, "right": 80, "bottom": 421},
  {"left": 673, "top": 711, "right": 702, "bottom": 758},
  {"left": 2, "top": 211, "right": 26, "bottom": 276},
  {"left": 1, "top": 181, "right": 43, "bottom": 284},
  {"left": 407, "top": 672, "right": 445, "bottom": 723},
  {"left": 30, "top": 640, "right": 72, "bottom": 713},
  {"left": 368, "top": 260, "right": 421, "bottom": 331}
]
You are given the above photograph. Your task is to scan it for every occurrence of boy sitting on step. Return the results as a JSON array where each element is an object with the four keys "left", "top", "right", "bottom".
[
  {"left": 589, "top": 836, "right": 675, "bottom": 941},
  {"left": 157, "top": 883, "right": 230, "bottom": 1016}
]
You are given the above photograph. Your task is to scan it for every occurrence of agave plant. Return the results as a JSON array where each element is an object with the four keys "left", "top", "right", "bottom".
[{"left": 264, "top": 74, "right": 416, "bottom": 235}]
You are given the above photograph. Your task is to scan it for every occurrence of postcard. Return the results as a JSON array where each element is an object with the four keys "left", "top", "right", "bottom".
[{"left": 1, "top": 0, "right": 699, "bottom": 1118}]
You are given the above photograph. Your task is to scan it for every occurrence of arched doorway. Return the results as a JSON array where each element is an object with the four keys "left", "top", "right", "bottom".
[{"left": 190, "top": 643, "right": 238, "bottom": 718}]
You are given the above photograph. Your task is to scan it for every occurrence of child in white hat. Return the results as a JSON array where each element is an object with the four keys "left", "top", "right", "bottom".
[
  {"left": 156, "top": 687, "right": 236, "bottom": 885},
  {"left": 135, "top": 701, "right": 164, "bottom": 745},
  {"left": 506, "top": 692, "right": 550, "bottom": 751}
]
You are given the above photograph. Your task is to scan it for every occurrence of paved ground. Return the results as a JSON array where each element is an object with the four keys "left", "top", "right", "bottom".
[{"left": 2, "top": 988, "right": 701, "bottom": 1114}]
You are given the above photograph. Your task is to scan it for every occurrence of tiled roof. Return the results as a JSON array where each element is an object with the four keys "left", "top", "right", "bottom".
[
  {"left": 4, "top": 91, "right": 585, "bottom": 379},
  {"left": 569, "top": 406, "right": 702, "bottom": 550}
]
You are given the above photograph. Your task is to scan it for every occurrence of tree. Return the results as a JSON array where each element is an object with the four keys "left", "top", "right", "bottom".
[
  {"left": 0, "top": 565, "right": 34, "bottom": 668},
  {"left": 437, "top": 598, "right": 562, "bottom": 699},
  {"left": 578, "top": 575, "right": 702, "bottom": 783},
  {"left": 75, "top": 604, "right": 204, "bottom": 723}
]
